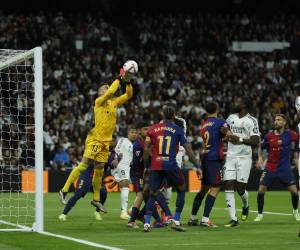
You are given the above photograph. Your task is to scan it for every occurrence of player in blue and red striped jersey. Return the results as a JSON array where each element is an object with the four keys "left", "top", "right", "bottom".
[
  {"left": 188, "top": 101, "right": 228, "bottom": 227},
  {"left": 127, "top": 121, "right": 166, "bottom": 229},
  {"left": 254, "top": 114, "right": 300, "bottom": 222},
  {"left": 143, "top": 105, "right": 202, "bottom": 232}
]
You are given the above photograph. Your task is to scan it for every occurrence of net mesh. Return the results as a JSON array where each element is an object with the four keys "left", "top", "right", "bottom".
[{"left": 0, "top": 49, "right": 35, "bottom": 230}]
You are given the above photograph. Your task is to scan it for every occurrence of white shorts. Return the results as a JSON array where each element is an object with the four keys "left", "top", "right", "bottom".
[
  {"left": 111, "top": 164, "right": 130, "bottom": 182},
  {"left": 223, "top": 156, "right": 252, "bottom": 183}
]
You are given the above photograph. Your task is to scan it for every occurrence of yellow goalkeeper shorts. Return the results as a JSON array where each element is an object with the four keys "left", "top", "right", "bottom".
[{"left": 83, "top": 136, "right": 110, "bottom": 163}]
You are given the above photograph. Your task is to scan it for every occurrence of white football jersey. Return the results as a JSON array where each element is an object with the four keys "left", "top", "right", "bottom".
[
  {"left": 226, "top": 113, "right": 260, "bottom": 158},
  {"left": 115, "top": 137, "right": 133, "bottom": 168}
]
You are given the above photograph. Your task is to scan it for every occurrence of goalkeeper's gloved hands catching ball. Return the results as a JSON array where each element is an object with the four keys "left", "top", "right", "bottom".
[{"left": 119, "top": 68, "right": 133, "bottom": 84}]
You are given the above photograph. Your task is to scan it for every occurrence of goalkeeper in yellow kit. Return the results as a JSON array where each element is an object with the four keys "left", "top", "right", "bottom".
[{"left": 59, "top": 69, "right": 133, "bottom": 212}]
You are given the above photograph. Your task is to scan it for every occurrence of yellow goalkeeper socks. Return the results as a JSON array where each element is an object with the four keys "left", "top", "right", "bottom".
[
  {"left": 92, "top": 168, "right": 104, "bottom": 202},
  {"left": 62, "top": 162, "right": 87, "bottom": 193}
]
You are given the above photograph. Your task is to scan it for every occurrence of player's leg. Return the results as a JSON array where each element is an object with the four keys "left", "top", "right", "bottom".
[
  {"left": 144, "top": 170, "right": 164, "bottom": 232},
  {"left": 91, "top": 142, "right": 109, "bottom": 212},
  {"left": 128, "top": 191, "right": 143, "bottom": 228},
  {"left": 287, "top": 183, "right": 300, "bottom": 221},
  {"left": 166, "top": 168, "right": 186, "bottom": 231},
  {"left": 223, "top": 158, "right": 238, "bottom": 227},
  {"left": 236, "top": 157, "right": 252, "bottom": 221},
  {"left": 254, "top": 170, "right": 272, "bottom": 221},
  {"left": 119, "top": 179, "right": 130, "bottom": 220},
  {"left": 188, "top": 186, "right": 209, "bottom": 225},
  {"left": 94, "top": 185, "right": 108, "bottom": 221},
  {"left": 200, "top": 161, "right": 222, "bottom": 227},
  {"left": 59, "top": 179, "right": 90, "bottom": 221},
  {"left": 59, "top": 156, "right": 90, "bottom": 204},
  {"left": 91, "top": 162, "right": 106, "bottom": 212}
]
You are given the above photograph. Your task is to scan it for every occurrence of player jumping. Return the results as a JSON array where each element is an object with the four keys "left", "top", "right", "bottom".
[
  {"left": 143, "top": 105, "right": 202, "bottom": 232},
  {"left": 59, "top": 70, "right": 133, "bottom": 212},
  {"left": 254, "top": 114, "right": 300, "bottom": 222},
  {"left": 188, "top": 101, "right": 228, "bottom": 227}
]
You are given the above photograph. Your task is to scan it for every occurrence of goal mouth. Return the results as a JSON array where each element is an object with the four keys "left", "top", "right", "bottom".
[{"left": 0, "top": 47, "right": 43, "bottom": 232}]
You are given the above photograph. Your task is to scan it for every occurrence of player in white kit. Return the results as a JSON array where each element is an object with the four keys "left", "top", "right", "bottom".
[
  {"left": 111, "top": 127, "right": 137, "bottom": 219},
  {"left": 224, "top": 99, "right": 260, "bottom": 227}
]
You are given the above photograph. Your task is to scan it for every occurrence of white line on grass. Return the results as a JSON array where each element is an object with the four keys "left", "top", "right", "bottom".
[
  {"left": 214, "top": 207, "right": 293, "bottom": 216},
  {"left": 40, "top": 231, "right": 124, "bottom": 250}
]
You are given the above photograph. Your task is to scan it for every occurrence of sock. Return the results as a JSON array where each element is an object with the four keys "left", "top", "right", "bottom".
[
  {"left": 173, "top": 190, "right": 185, "bottom": 221},
  {"left": 129, "top": 207, "right": 139, "bottom": 223},
  {"left": 121, "top": 187, "right": 130, "bottom": 212},
  {"left": 225, "top": 190, "right": 237, "bottom": 221},
  {"left": 100, "top": 186, "right": 107, "bottom": 205},
  {"left": 152, "top": 205, "right": 162, "bottom": 223},
  {"left": 203, "top": 194, "right": 216, "bottom": 219},
  {"left": 138, "top": 205, "right": 146, "bottom": 219},
  {"left": 239, "top": 190, "right": 249, "bottom": 208},
  {"left": 191, "top": 191, "right": 205, "bottom": 216},
  {"left": 257, "top": 192, "right": 265, "bottom": 214},
  {"left": 62, "top": 162, "right": 87, "bottom": 192},
  {"left": 156, "top": 192, "right": 172, "bottom": 216},
  {"left": 162, "top": 187, "right": 172, "bottom": 205},
  {"left": 291, "top": 192, "right": 299, "bottom": 210},
  {"left": 145, "top": 196, "right": 156, "bottom": 224},
  {"left": 63, "top": 193, "right": 81, "bottom": 215},
  {"left": 92, "top": 168, "right": 104, "bottom": 202}
]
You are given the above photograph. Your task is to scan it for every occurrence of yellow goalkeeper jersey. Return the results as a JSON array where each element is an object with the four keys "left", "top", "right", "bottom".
[{"left": 88, "top": 79, "right": 133, "bottom": 142}]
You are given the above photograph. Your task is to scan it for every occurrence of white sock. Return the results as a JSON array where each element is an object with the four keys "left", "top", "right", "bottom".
[
  {"left": 239, "top": 190, "right": 249, "bottom": 208},
  {"left": 190, "top": 214, "right": 196, "bottom": 220},
  {"left": 225, "top": 190, "right": 237, "bottom": 221},
  {"left": 120, "top": 187, "right": 129, "bottom": 212},
  {"left": 162, "top": 187, "right": 172, "bottom": 205},
  {"left": 201, "top": 216, "right": 209, "bottom": 223}
]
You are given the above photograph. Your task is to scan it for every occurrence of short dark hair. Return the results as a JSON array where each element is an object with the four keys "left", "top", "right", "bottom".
[
  {"left": 205, "top": 102, "right": 218, "bottom": 114},
  {"left": 163, "top": 105, "right": 175, "bottom": 120},
  {"left": 134, "top": 121, "right": 148, "bottom": 129},
  {"left": 275, "top": 113, "right": 287, "bottom": 121}
]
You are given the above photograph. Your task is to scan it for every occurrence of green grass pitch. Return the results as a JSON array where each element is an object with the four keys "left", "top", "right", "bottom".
[{"left": 0, "top": 192, "right": 300, "bottom": 250}]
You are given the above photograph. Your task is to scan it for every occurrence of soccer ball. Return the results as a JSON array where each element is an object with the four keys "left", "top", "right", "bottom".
[{"left": 123, "top": 60, "right": 138, "bottom": 74}]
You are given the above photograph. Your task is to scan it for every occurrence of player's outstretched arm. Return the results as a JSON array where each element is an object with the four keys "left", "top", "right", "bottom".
[
  {"left": 115, "top": 84, "right": 133, "bottom": 106},
  {"left": 95, "top": 79, "right": 121, "bottom": 106}
]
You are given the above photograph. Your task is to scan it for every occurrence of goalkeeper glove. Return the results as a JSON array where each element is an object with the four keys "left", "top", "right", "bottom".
[{"left": 119, "top": 68, "right": 132, "bottom": 83}]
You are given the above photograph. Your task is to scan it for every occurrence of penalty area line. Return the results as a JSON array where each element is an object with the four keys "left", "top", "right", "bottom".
[{"left": 40, "top": 231, "right": 124, "bottom": 250}]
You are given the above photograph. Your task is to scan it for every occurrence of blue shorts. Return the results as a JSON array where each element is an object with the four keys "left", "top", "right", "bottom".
[
  {"left": 149, "top": 168, "right": 185, "bottom": 192},
  {"left": 131, "top": 175, "right": 143, "bottom": 193},
  {"left": 260, "top": 169, "right": 296, "bottom": 187},
  {"left": 202, "top": 160, "right": 222, "bottom": 187}
]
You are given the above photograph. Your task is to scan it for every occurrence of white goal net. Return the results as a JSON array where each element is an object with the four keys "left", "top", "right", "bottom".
[{"left": 0, "top": 48, "right": 43, "bottom": 232}]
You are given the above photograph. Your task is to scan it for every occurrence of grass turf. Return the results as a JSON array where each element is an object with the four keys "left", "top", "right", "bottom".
[{"left": 0, "top": 192, "right": 300, "bottom": 250}]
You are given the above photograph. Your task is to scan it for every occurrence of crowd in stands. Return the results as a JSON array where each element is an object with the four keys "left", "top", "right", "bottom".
[{"left": 0, "top": 11, "right": 299, "bottom": 170}]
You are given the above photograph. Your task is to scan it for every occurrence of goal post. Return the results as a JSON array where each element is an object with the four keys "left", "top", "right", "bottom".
[{"left": 0, "top": 47, "right": 43, "bottom": 232}]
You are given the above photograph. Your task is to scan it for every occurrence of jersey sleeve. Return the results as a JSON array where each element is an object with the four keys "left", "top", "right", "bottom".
[
  {"left": 114, "top": 84, "right": 133, "bottom": 106},
  {"left": 95, "top": 79, "right": 120, "bottom": 107},
  {"left": 226, "top": 114, "right": 233, "bottom": 125},
  {"left": 248, "top": 117, "right": 260, "bottom": 136},
  {"left": 295, "top": 96, "right": 300, "bottom": 112}
]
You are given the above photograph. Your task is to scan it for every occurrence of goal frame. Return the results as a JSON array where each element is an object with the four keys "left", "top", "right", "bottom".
[{"left": 0, "top": 47, "right": 43, "bottom": 232}]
